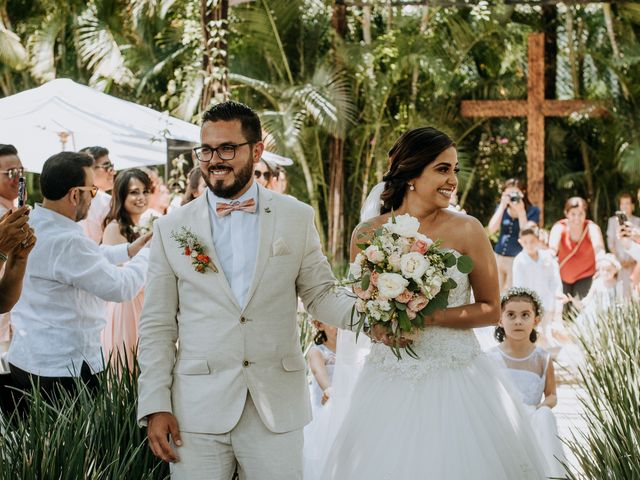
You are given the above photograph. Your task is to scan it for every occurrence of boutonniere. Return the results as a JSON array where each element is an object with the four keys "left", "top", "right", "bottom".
[{"left": 170, "top": 227, "right": 218, "bottom": 273}]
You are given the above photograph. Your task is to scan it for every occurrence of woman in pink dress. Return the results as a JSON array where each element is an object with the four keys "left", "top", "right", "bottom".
[{"left": 101, "top": 168, "right": 152, "bottom": 370}]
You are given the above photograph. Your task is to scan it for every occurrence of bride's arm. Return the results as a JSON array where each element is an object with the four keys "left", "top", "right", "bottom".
[{"left": 424, "top": 217, "right": 500, "bottom": 329}]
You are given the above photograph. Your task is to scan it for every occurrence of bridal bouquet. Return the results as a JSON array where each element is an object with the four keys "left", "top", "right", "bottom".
[{"left": 348, "top": 214, "right": 473, "bottom": 359}]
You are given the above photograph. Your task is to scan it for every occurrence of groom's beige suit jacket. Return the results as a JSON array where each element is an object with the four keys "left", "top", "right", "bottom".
[{"left": 137, "top": 187, "right": 354, "bottom": 434}]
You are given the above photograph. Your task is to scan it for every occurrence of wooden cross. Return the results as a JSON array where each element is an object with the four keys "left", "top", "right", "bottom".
[{"left": 461, "top": 33, "right": 605, "bottom": 222}]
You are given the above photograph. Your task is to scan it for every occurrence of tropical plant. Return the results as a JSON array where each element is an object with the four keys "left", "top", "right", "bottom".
[{"left": 565, "top": 301, "right": 640, "bottom": 479}]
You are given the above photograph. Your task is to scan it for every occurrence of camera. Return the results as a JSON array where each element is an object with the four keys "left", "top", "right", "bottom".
[{"left": 509, "top": 192, "right": 523, "bottom": 203}]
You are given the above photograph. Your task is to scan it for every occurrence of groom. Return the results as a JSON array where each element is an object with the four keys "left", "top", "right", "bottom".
[{"left": 137, "top": 101, "right": 355, "bottom": 479}]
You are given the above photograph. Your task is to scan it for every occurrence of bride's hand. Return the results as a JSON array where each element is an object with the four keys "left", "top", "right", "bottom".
[{"left": 370, "top": 324, "right": 413, "bottom": 348}]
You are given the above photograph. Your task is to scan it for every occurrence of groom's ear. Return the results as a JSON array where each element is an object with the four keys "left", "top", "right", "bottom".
[{"left": 251, "top": 142, "right": 265, "bottom": 164}]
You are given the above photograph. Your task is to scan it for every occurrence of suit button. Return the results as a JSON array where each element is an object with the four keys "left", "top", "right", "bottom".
[
  {"left": 240, "top": 316, "right": 247, "bottom": 324},
  {"left": 243, "top": 360, "right": 250, "bottom": 367}
]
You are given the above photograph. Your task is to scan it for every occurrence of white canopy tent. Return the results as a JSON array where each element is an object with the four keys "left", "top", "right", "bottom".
[{"left": 0, "top": 78, "right": 292, "bottom": 173}]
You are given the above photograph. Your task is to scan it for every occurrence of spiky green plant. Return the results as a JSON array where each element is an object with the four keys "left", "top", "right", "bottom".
[
  {"left": 565, "top": 302, "right": 640, "bottom": 479},
  {"left": 0, "top": 354, "right": 169, "bottom": 479}
]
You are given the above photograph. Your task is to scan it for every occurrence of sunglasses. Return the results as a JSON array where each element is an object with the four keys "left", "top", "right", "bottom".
[
  {"left": 74, "top": 186, "right": 99, "bottom": 198},
  {"left": 94, "top": 161, "right": 115, "bottom": 172},
  {"left": 0, "top": 167, "right": 24, "bottom": 180},
  {"left": 254, "top": 170, "right": 272, "bottom": 181}
]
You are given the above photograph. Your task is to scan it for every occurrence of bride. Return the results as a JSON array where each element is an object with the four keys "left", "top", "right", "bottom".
[{"left": 319, "top": 127, "right": 547, "bottom": 479}]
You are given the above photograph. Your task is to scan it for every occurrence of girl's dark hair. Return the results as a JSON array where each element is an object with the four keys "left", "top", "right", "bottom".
[
  {"left": 564, "top": 196, "right": 588, "bottom": 215},
  {"left": 502, "top": 178, "right": 532, "bottom": 210},
  {"left": 103, "top": 168, "right": 152, "bottom": 243},
  {"left": 494, "top": 326, "right": 538, "bottom": 343},
  {"left": 380, "top": 127, "right": 455, "bottom": 214},
  {"left": 313, "top": 329, "right": 328, "bottom": 345},
  {"left": 181, "top": 167, "right": 203, "bottom": 206}
]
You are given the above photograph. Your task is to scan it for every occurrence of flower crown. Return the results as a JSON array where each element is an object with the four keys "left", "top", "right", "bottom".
[{"left": 500, "top": 287, "right": 544, "bottom": 318}]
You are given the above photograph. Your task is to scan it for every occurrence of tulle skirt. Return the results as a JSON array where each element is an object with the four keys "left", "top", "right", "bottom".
[
  {"left": 318, "top": 352, "right": 547, "bottom": 480},
  {"left": 524, "top": 405, "right": 567, "bottom": 479}
]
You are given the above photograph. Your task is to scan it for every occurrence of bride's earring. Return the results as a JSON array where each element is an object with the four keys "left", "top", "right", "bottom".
[{"left": 408, "top": 183, "right": 415, "bottom": 191}]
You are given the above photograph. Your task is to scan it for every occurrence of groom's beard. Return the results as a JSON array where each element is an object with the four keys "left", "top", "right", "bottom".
[{"left": 204, "top": 156, "right": 255, "bottom": 199}]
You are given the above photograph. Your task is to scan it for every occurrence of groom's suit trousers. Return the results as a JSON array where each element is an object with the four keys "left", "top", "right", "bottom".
[{"left": 170, "top": 392, "right": 303, "bottom": 480}]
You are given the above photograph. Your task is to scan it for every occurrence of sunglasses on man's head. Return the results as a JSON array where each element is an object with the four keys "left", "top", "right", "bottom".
[
  {"left": 254, "top": 170, "right": 272, "bottom": 181},
  {"left": 0, "top": 167, "right": 24, "bottom": 180}
]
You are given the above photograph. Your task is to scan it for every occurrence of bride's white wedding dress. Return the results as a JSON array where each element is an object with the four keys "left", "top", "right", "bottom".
[{"left": 319, "top": 252, "right": 548, "bottom": 479}]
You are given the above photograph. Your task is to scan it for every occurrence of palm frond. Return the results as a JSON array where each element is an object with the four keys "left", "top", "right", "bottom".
[
  {"left": 27, "top": 12, "right": 65, "bottom": 82},
  {"left": 0, "top": 24, "right": 27, "bottom": 69},
  {"left": 77, "top": 4, "right": 134, "bottom": 87}
]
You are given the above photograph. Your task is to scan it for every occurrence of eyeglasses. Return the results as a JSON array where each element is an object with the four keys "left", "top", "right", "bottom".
[
  {"left": 194, "top": 142, "right": 251, "bottom": 162},
  {"left": 74, "top": 186, "right": 99, "bottom": 198},
  {"left": 254, "top": 170, "right": 272, "bottom": 181},
  {"left": 94, "top": 161, "right": 115, "bottom": 172},
  {"left": 0, "top": 167, "right": 24, "bottom": 180}
]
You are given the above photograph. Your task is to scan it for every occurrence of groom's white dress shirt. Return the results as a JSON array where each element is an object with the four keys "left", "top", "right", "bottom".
[
  {"left": 8, "top": 205, "right": 149, "bottom": 377},
  {"left": 207, "top": 183, "right": 259, "bottom": 308}
]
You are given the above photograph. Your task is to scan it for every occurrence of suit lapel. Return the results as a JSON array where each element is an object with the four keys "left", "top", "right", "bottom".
[
  {"left": 188, "top": 194, "right": 241, "bottom": 311},
  {"left": 243, "top": 186, "right": 275, "bottom": 310}
]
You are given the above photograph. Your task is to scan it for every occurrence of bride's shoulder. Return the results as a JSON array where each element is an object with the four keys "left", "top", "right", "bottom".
[{"left": 441, "top": 209, "right": 484, "bottom": 232}]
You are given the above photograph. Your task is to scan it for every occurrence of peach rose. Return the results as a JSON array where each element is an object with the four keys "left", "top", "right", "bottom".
[
  {"left": 408, "top": 294, "right": 429, "bottom": 313},
  {"left": 410, "top": 239, "right": 429, "bottom": 255},
  {"left": 406, "top": 308, "right": 417, "bottom": 320},
  {"left": 353, "top": 284, "right": 372, "bottom": 300},
  {"left": 370, "top": 270, "right": 380, "bottom": 287},
  {"left": 395, "top": 289, "right": 413, "bottom": 303}
]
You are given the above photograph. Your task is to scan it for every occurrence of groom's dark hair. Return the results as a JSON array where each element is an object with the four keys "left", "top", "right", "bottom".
[{"left": 202, "top": 101, "right": 262, "bottom": 144}]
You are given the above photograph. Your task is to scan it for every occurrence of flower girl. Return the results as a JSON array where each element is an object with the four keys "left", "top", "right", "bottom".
[
  {"left": 490, "top": 287, "right": 567, "bottom": 479},
  {"left": 303, "top": 320, "right": 337, "bottom": 480}
]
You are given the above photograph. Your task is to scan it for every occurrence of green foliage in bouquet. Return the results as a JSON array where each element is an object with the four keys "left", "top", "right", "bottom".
[
  {"left": 0, "top": 352, "right": 169, "bottom": 480},
  {"left": 565, "top": 302, "right": 640, "bottom": 480}
]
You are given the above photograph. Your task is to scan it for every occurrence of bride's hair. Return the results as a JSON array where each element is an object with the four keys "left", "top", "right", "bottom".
[{"left": 380, "top": 127, "right": 455, "bottom": 214}]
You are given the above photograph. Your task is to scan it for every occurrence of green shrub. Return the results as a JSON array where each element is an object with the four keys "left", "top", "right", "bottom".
[
  {"left": 0, "top": 356, "right": 169, "bottom": 479},
  {"left": 566, "top": 302, "right": 640, "bottom": 479}
]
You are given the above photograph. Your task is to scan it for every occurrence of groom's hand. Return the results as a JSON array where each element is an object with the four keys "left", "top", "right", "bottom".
[{"left": 147, "top": 412, "right": 182, "bottom": 463}]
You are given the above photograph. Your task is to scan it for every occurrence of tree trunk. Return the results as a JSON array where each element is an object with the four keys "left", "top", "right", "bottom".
[
  {"left": 602, "top": 3, "right": 629, "bottom": 99},
  {"left": 542, "top": 5, "right": 557, "bottom": 100},
  {"left": 200, "top": 0, "right": 229, "bottom": 111},
  {"left": 410, "top": 6, "right": 429, "bottom": 107},
  {"left": 362, "top": 4, "right": 372, "bottom": 44},
  {"left": 328, "top": 0, "right": 347, "bottom": 264}
]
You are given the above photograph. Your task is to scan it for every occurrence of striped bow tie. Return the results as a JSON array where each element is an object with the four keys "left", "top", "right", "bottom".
[{"left": 215, "top": 198, "right": 257, "bottom": 217}]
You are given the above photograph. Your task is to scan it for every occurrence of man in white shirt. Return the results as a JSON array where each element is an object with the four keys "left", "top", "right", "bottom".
[
  {"left": 0, "top": 144, "right": 25, "bottom": 352},
  {"left": 7, "top": 152, "right": 150, "bottom": 398},
  {"left": 79, "top": 146, "right": 116, "bottom": 243}
]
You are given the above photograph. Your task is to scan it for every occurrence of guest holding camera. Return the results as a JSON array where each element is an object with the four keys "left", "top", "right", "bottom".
[
  {"left": 606, "top": 192, "right": 640, "bottom": 297},
  {"left": 7, "top": 152, "right": 150, "bottom": 399},
  {"left": 487, "top": 178, "right": 540, "bottom": 291}
]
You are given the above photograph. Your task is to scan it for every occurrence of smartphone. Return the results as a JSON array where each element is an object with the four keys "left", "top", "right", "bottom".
[
  {"left": 18, "top": 176, "right": 26, "bottom": 207},
  {"left": 615, "top": 210, "right": 628, "bottom": 226}
]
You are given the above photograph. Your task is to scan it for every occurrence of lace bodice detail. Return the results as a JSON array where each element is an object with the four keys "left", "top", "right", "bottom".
[{"left": 366, "top": 252, "right": 481, "bottom": 382}]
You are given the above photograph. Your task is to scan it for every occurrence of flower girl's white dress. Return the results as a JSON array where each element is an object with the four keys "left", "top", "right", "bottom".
[
  {"left": 490, "top": 346, "right": 567, "bottom": 479},
  {"left": 319, "top": 255, "right": 547, "bottom": 479}
]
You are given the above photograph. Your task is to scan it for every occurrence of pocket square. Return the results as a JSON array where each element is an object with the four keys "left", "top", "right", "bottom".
[{"left": 272, "top": 238, "right": 292, "bottom": 257}]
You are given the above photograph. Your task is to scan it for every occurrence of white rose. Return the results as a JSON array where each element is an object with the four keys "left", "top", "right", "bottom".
[
  {"left": 388, "top": 253, "right": 402, "bottom": 272},
  {"left": 400, "top": 252, "right": 430, "bottom": 280},
  {"left": 377, "top": 273, "right": 409, "bottom": 299},
  {"left": 384, "top": 214, "right": 420, "bottom": 237},
  {"left": 364, "top": 245, "right": 385, "bottom": 264}
]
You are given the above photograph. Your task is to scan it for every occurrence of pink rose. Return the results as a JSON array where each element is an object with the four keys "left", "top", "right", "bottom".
[
  {"left": 406, "top": 309, "right": 417, "bottom": 320},
  {"left": 410, "top": 240, "right": 429, "bottom": 255},
  {"left": 395, "top": 289, "right": 413, "bottom": 303},
  {"left": 353, "top": 284, "right": 372, "bottom": 300},
  {"left": 408, "top": 294, "right": 429, "bottom": 313},
  {"left": 370, "top": 270, "right": 379, "bottom": 287}
]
